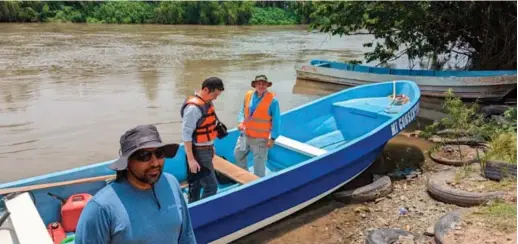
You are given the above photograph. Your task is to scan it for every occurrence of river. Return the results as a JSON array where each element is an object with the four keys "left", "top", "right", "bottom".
[{"left": 0, "top": 23, "right": 432, "bottom": 184}]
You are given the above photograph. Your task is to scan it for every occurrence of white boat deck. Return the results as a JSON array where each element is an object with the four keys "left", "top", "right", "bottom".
[
  {"left": 275, "top": 136, "right": 327, "bottom": 157},
  {"left": 0, "top": 193, "right": 53, "bottom": 244}
]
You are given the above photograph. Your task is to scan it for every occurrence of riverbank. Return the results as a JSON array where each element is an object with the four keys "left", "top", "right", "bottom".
[
  {"left": 234, "top": 93, "right": 517, "bottom": 244},
  {"left": 234, "top": 133, "right": 517, "bottom": 244},
  {"left": 236, "top": 93, "right": 517, "bottom": 244}
]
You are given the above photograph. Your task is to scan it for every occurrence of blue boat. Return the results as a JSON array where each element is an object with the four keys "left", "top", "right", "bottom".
[
  {"left": 296, "top": 59, "right": 517, "bottom": 102},
  {"left": 0, "top": 80, "right": 421, "bottom": 244}
]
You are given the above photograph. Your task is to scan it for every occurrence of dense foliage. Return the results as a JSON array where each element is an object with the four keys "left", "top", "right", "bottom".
[
  {"left": 422, "top": 89, "right": 517, "bottom": 164},
  {"left": 0, "top": 1, "right": 309, "bottom": 25},
  {"left": 303, "top": 1, "right": 517, "bottom": 70},
  {"left": 3, "top": 1, "right": 515, "bottom": 70}
]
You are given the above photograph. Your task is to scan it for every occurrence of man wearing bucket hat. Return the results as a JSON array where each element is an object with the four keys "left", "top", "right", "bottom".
[
  {"left": 75, "top": 124, "right": 197, "bottom": 244},
  {"left": 234, "top": 74, "right": 281, "bottom": 177}
]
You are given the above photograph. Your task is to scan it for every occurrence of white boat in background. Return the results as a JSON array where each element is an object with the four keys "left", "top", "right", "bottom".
[{"left": 295, "top": 60, "right": 517, "bottom": 102}]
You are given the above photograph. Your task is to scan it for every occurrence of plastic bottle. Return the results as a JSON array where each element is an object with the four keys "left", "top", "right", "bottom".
[{"left": 239, "top": 132, "right": 247, "bottom": 151}]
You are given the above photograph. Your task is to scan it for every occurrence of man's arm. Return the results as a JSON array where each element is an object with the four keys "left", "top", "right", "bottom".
[
  {"left": 237, "top": 95, "right": 246, "bottom": 124},
  {"left": 237, "top": 104, "right": 245, "bottom": 124},
  {"left": 237, "top": 95, "right": 246, "bottom": 131},
  {"left": 74, "top": 201, "right": 111, "bottom": 244},
  {"left": 182, "top": 105, "right": 201, "bottom": 161},
  {"left": 184, "top": 141, "right": 194, "bottom": 159},
  {"left": 182, "top": 105, "right": 202, "bottom": 173},
  {"left": 270, "top": 98, "right": 281, "bottom": 140}
]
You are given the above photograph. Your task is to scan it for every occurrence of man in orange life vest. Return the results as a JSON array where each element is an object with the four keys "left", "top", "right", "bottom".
[
  {"left": 180, "top": 77, "right": 225, "bottom": 203},
  {"left": 234, "top": 75, "right": 281, "bottom": 177}
]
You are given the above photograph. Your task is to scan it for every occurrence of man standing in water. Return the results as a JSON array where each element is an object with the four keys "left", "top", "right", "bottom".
[
  {"left": 234, "top": 75, "right": 281, "bottom": 177},
  {"left": 180, "top": 77, "right": 225, "bottom": 203},
  {"left": 75, "top": 124, "right": 197, "bottom": 244}
]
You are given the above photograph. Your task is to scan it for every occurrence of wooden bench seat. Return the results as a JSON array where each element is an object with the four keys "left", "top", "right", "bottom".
[
  {"left": 274, "top": 136, "right": 327, "bottom": 157},
  {"left": 213, "top": 156, "right": 259, "bottom": 184}
]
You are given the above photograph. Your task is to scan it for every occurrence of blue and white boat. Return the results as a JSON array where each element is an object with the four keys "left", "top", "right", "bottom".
[
  {"left": 296, "top": 59, "right": 517, "bottom": 102},
  {"left": 0, "top": 80, "right": 421, "bottom": 244}
]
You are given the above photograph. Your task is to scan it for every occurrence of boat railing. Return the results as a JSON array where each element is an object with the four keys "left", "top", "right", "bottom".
[{"left": 313, "top": 62, "right": 330, "bottom": 68}]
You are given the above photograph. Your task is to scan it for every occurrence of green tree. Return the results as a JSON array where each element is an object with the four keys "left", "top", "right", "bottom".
[
  {"left": 305, "top": 1, "right": 517, "bottom": 70},
  {"left": 0, "top": 1, "right": 305, "bottom": 25},
  {"left": 154, "top": 2, "right": 184, "bottom": 24}
]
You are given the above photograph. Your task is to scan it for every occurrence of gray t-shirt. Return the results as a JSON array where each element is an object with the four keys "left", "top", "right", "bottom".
[{"left": 182, "top": 104, "right": 214, "bottom": 146}]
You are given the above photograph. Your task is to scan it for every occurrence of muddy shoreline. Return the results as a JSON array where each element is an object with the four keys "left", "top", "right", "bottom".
[{"left": 232, "top": 131, "right": 516, "bottom": 244}]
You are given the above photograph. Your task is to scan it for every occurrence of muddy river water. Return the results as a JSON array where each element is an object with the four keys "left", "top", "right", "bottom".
[{"left": 0, "top": 23, "right": 431, "bottom": 184}]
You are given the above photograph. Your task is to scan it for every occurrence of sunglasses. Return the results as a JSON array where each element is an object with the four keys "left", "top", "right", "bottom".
[
  {"left": 130, "top": 147, "right": 165, "bottom": 162},
  {"left": 255, "top": 81, "right": 268, "bottom": 86}
]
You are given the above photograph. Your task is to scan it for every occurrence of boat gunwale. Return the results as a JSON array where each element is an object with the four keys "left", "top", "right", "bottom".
[
  {"left": 306, "top": 59, "right": 517, "bottom": 78},
  {"left": 295, "top": 63, "right": 517, "bottom": 88}
]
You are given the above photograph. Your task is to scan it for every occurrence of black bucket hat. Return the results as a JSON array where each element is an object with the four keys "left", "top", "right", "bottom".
[
  {"left": 109, "top": 124, "right": 179, "bottom": 171},
  {"left": 251, "top": 75, "right": 272, "bottom": 88}
]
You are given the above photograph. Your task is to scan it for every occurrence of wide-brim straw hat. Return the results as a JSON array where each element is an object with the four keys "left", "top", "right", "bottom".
[{"left": 251, "top": 74, "right": 272, "bottom": 88}]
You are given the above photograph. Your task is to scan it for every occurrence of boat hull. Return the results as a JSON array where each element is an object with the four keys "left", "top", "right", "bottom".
[
  {"left": 0, "top": 80, "right": 422, "bottom": 244},
  {"left": 295, "top": 63, "right": 516, "bottom": 101},
  {"left": 192, "top": 98, "right": 421, "bottom": 243},
  {"left": 195, "top": 144, "right": 384, "bottom": 243}
]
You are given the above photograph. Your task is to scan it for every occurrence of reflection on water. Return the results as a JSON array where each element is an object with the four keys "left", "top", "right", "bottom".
[
  {"left": 0, "top": 23, "right": 435, "bottom": 183},
  {"left": 0, "top": 77, "right": 39, "bottom": 113},
  {"left": 292, "top": 78, "right": 347, "bottom": 97},
  {"left": 138, "top": 67, "right": 160, "bottom": 104}
]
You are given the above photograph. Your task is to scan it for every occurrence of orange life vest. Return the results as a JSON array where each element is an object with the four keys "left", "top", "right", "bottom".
[
  {"left": 243, "top": 90, "right": 274, "bottom": 139},
  {"left": 180, "top": 95, "right": 218, "bottom": 143}
]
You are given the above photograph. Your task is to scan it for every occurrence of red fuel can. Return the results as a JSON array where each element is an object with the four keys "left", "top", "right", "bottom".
[
  {"left": 61, "top": 193, "right": 92, "bottom": 232},
  {"left": 47, "top": 222, "right": 66, "bottom": 244}
]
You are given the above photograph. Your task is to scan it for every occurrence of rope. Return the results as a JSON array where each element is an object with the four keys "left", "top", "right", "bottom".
[
  {"left": 384, "top": 81, "right": 409, "bottom": 114},
  {"left": 316, "top": 34, "right": 329, "bottom": 49}
]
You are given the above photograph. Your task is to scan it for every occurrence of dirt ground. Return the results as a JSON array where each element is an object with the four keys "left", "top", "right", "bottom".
[
  {"left": 443, "top": 218, "right": 517, "bottom": 244},
  {"left": 232, "top": 134, "right": 517, "bottom": 244},
  {"left": 430, "top": 144, "right": 481, "bottom": 163}
]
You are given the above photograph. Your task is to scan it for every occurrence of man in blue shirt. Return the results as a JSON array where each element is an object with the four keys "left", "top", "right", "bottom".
[
  {"left": 75, "top": 124, "right": 197, "bottom": 244},
  {"left": 234, "top": 75, "right": 281, "bottom": 177}
]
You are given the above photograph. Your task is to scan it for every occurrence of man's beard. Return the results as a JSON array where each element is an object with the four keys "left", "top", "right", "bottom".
[{"left": 131, "top": 166, "right": 163, "bottom": 185}]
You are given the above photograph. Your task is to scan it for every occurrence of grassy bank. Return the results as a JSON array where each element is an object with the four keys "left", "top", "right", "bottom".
[
  {"left": 423, "top": 90, "right": 517, "bottom": 164},
  {"left": 0, "top": 1, "right": 306, "bottom": 25}
]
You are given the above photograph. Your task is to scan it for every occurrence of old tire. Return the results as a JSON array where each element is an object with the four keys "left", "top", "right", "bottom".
[
  {"left": 428, "top": 135, "right": 485, "bottom": 146},
  {"left": 333, "top": 176, "right": 392, "bottom": 203},
  {"left": 434, "top": 209, "right": 463, "bottom": 244},
  {"left": 484, "top": 160, "right": 517, "bottom": 181},
  {"left": 426, "top": 170, "right": 505, "bottom": 207},
  {"left": 481, "top": 105, "right": 512, "bottom": 118},
  {"left": 429, "top": 145, "right": 480, "bottom": 166},
  {"left": 436, "top": 129, "right": 471, "bottom": 137},
  {"left": 365, "top": 228, "right": 416, "bottom": 244}
]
